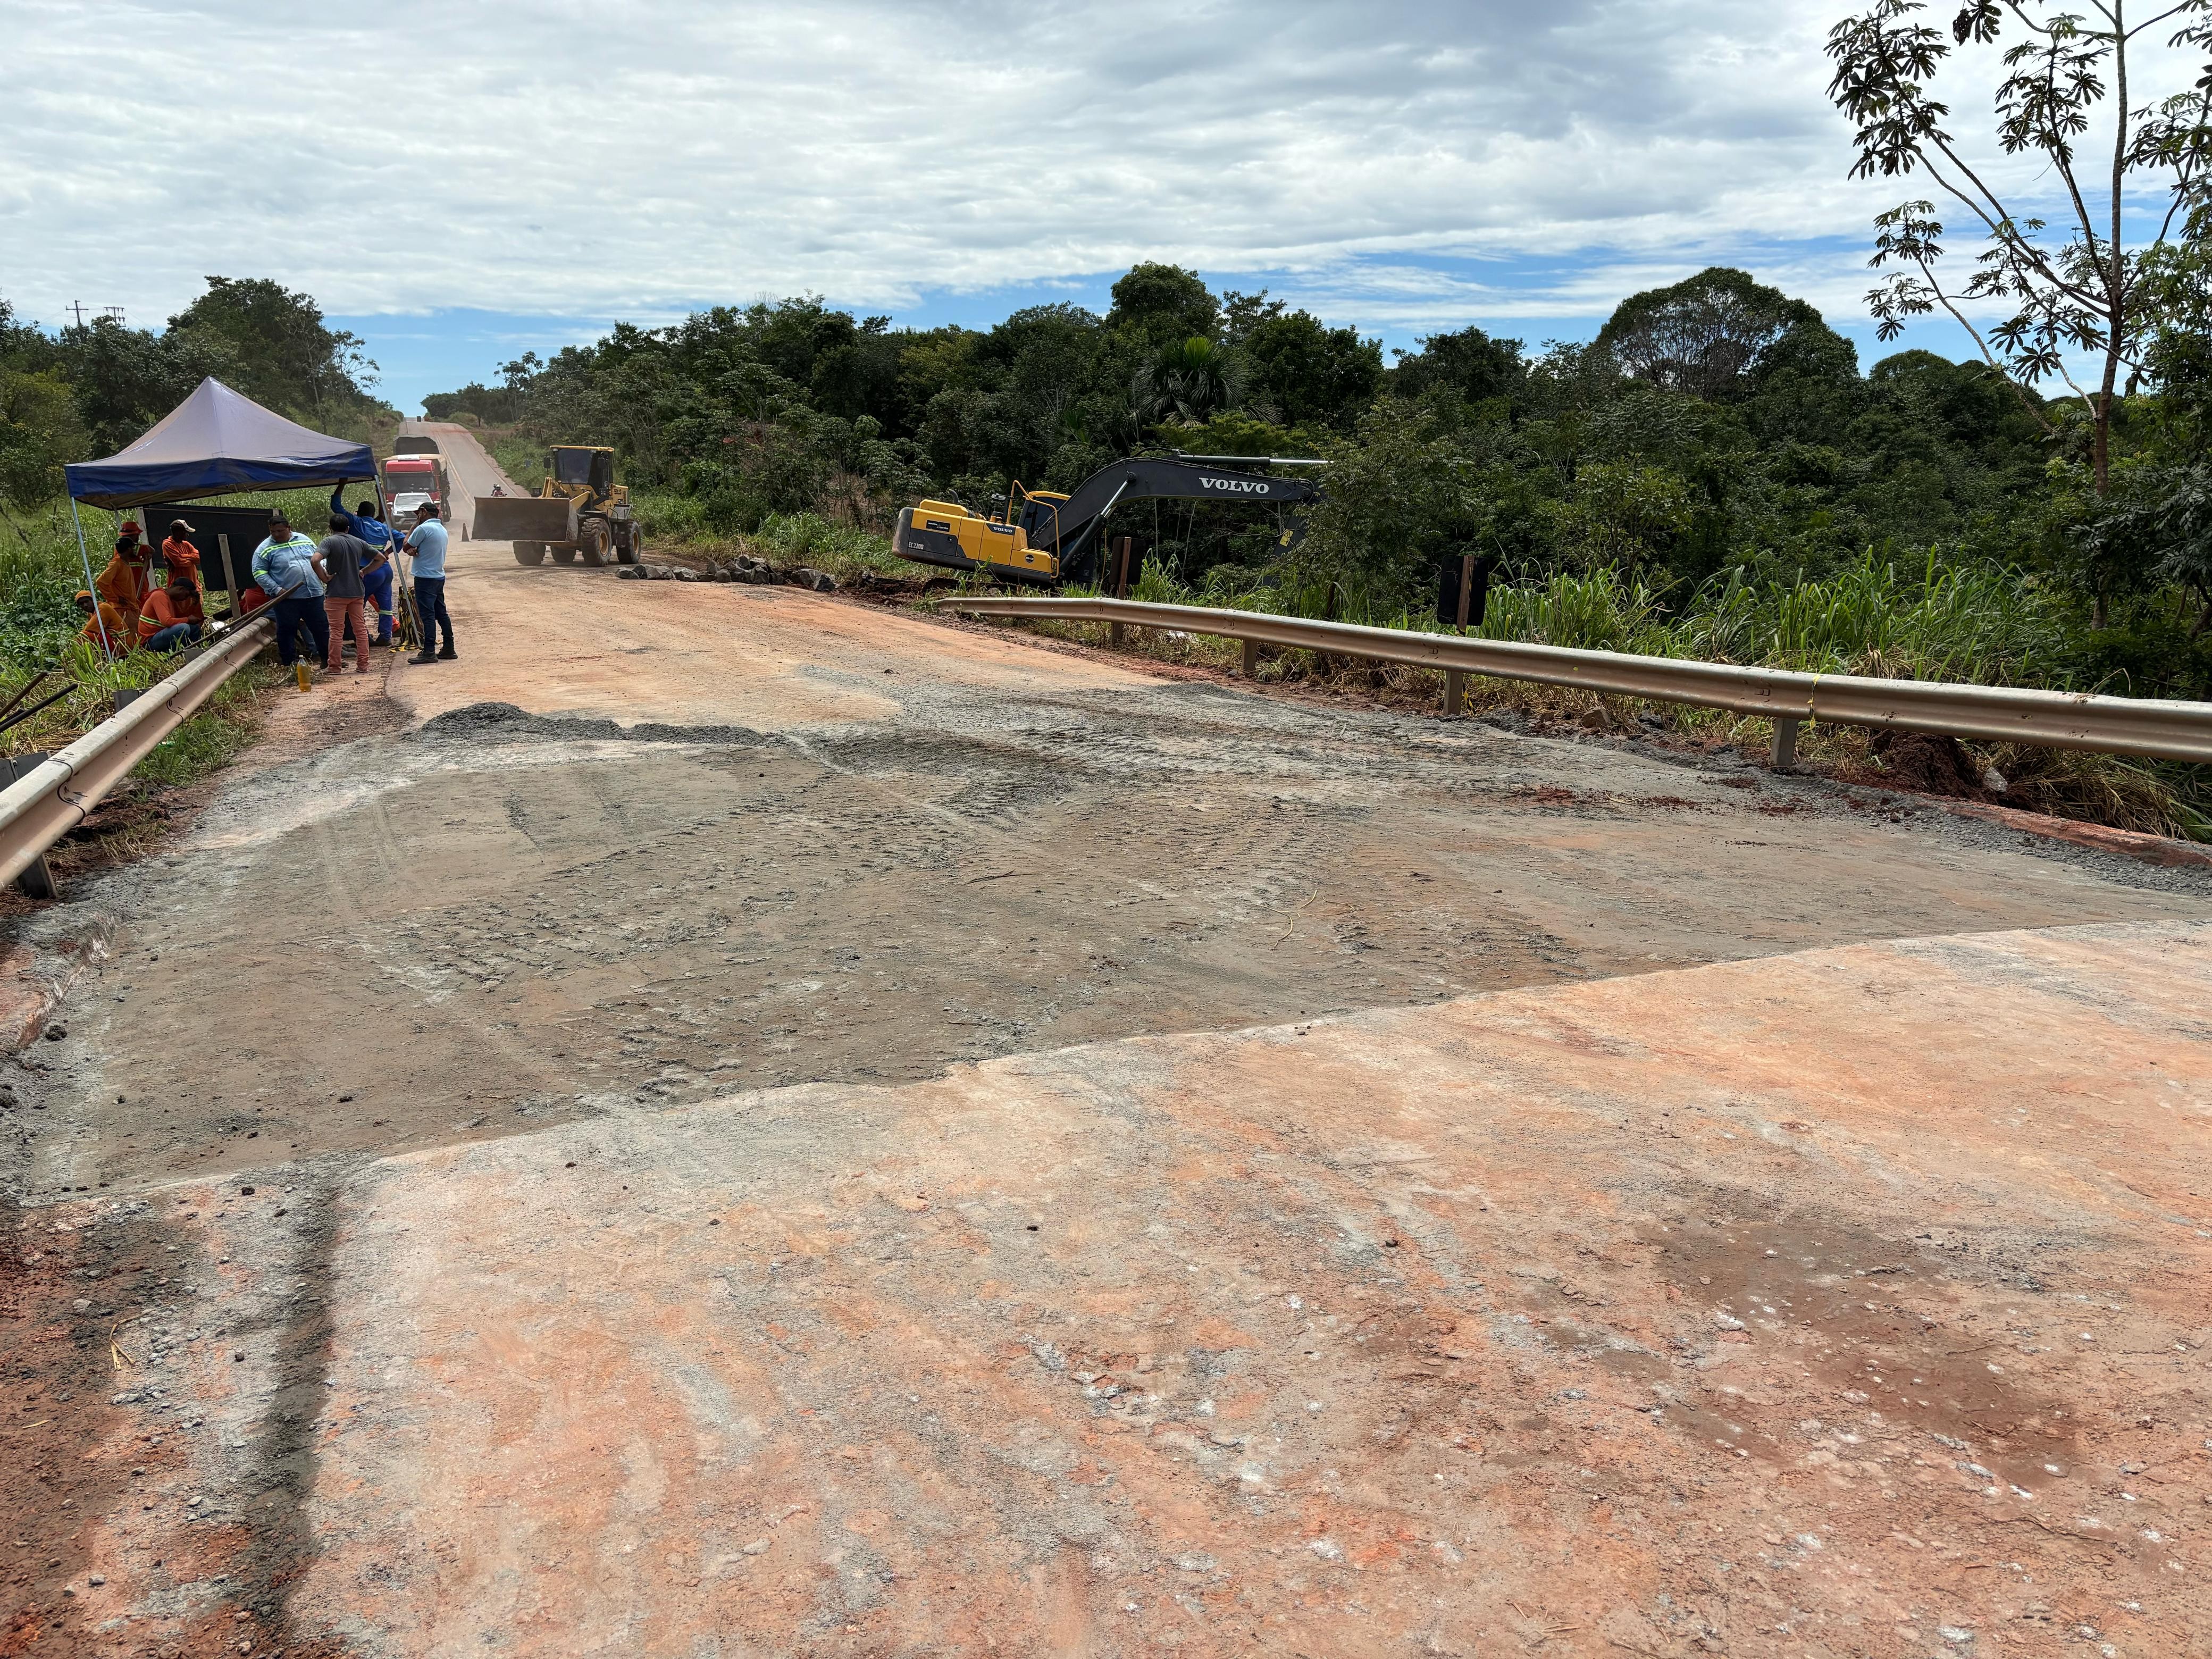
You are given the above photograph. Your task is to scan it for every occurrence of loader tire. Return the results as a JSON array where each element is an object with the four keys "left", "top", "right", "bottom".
[
  {"left": 616, "top": 529, "right": 640, "bottom": 566},
  {"left": 579, "top": 522, "right": 611, "bottom": 567},
  {"left": 550, "top": 544, "right": 577, "bottom": 564},
  {"left": 514, "top": 541, "right": 546, "bottom": 566}
]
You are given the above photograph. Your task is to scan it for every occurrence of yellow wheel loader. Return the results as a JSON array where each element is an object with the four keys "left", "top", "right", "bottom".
[{"left": 472, "top": 446, "right": 642, "bottom": 568}]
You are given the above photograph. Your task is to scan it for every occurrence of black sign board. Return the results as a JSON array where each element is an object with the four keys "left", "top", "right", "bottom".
[
  {"left": 1436, "top": 554, "right": 1496, "bottom": 629},
  {"left": 142, "top": 506, "right": 307, "bottom": 593}
]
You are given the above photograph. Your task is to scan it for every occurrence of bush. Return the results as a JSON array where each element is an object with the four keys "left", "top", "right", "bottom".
[{"left": 749, "top": 512, "right": 899, "bottom": 576}]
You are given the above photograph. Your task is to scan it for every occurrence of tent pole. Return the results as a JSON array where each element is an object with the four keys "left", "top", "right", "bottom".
[{"left": 67, "top": 497, "right": 113, "bottom": 660}]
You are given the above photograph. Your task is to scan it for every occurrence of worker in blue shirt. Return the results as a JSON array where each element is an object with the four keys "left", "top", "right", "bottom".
[
  {"left": 404, "top": 504, "right": 456, "bottom": 664},
  {"left": 329, "top": 486, "right": 398, "bottom": 646},
  {"left": 250, "top": 508, "right": 329, "bottom": 669}
]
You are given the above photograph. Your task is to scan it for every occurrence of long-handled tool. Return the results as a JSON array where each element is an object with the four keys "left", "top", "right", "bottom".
[
  {"left": 0, "top": 669, "right": 54, "bottom": 727},
  {"left": 0, "top": 683, "right": 76, "bottom": 739}
]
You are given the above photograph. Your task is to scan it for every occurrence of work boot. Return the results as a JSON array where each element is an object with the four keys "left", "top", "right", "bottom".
[
  {"left": 436, "top": 644, "right": 457, "bottom": 660},
  {"left": 408, "top": 650, "right": 438, "bottom": 665}
]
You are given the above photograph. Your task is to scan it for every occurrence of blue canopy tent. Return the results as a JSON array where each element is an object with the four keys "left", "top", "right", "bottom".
[{"left": 62, "top": 378, "right": 377, "bottom": 655}]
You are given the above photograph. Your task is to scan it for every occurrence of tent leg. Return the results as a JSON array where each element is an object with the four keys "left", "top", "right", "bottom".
[{"left": 68, "top": 498, "right": 113, "bottom": 661}]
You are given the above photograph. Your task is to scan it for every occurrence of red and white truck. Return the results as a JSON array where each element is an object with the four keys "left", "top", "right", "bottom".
[{"left": 381, "top": 448, "right": 450, "bottom": 522}]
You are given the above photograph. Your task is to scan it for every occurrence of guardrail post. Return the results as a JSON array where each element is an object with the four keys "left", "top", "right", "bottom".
[
  {"left": 1444, "top": 668, "right": 1467, "bottom": 717},
  {"left": 1771, "top": 717, "right": 1801, "bottom": 771},
  {"left": 1241, "top": 638, "right": 1259, "bottom": 678},
  {"left": 1109, "top": 539, "right": 1133, "bottom": 647},
  {"left": 15, "top": 852, "right": 56, "bottom": 901}
]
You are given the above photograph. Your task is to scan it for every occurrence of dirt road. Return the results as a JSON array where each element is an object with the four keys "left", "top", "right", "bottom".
[{"left": 5, "top": 421, "right": 2211, "bottom": 1655}]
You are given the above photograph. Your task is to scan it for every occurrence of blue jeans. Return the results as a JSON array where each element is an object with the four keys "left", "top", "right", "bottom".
[
  {"left": 415, "top": 577, "right": 453, "bottom": 652},
  {"left": 144, "top": 622, "right": 203, "bottom": 652},
  {"left": 272, "top": 593, "right": 330, "bottom": 667},
  {"left": 364, "top": 567, "right": 395, "bottom": 642}
]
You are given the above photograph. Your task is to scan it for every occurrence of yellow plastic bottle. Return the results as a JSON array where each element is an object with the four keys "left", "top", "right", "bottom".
[{"left": 295, "top": 661, "right": 312, "bottom": 691}]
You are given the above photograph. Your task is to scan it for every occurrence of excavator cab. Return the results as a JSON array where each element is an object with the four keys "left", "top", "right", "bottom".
[{"left": 1016, "top": 489, "right": 1070, "bottom": 548}]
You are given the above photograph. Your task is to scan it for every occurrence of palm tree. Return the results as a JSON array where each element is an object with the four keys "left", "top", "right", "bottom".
[{"left": 1139, "top": 337, "right": 1254, "bottom": 425}]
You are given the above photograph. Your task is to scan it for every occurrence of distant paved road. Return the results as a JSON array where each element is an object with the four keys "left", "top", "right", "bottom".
[{"left": 398, "top": 418, "right": 520, "bottom": 542}]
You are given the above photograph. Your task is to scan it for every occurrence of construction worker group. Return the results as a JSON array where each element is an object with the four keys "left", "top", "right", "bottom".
[{"left": 79, "top": 495, "right": 457, "bottom": 673}]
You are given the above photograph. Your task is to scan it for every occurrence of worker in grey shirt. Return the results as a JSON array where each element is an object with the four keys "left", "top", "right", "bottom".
[{"left": 312, "top": 513, "right": 380, "bottom": 674}]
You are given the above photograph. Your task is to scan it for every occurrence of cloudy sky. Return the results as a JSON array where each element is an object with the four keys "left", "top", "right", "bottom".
[{"left": 0, "top": 0, "right": 2140, "bottom": 409}]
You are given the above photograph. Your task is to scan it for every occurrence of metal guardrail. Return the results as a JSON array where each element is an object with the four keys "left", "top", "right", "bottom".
[
  {"left": 0, "top": 615, "right": 274, "bottom": 895},
  {"left": 949, "top": 595, "right": 2212, "bottom": 767}
]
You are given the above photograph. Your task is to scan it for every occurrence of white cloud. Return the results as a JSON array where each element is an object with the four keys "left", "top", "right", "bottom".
[{"left": 0, "top": 0, "right": 2190, "bottom": 348}]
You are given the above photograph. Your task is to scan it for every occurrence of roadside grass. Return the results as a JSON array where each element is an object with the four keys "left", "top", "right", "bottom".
[
  {"left": 941, "top": 555, "right": 2211, "bottom": 840},
  {"left": 745, "top": 512, "right": 904, "bottom": 581},
  {"left": 627, "top": 492, "right": 907, "bottom": 585},
  {"left": 485, "top": 431, "right": 547, "bottom": 492},
  {"left": 4, "top": 627, "right": 286, "bottom": 783}
]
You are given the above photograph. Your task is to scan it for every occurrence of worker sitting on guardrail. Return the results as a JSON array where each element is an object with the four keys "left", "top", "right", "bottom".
[
  {"left": 250, "top": 509, "right": 330, "bottom": 673},
  {"left": 74, "top": 591, "right": 133, "bottom": 653},
  {"left": 138, "top": 557, "right": 208, "bottom": 653}
]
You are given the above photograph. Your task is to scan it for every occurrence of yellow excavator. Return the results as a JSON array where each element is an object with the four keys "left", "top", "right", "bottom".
[
  {"left": 893, "top": 455, "right": 1326, "bottom": 585},
  {"left": 472, "top": 445, "right": 642, "bottom": 567}
]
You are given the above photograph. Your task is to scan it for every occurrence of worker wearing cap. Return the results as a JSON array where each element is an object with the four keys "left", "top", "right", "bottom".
[
  {"left": 159, "top": 518, "right": 204, "bottom": 592},
  {"left": 404, "top": 502, "right": 455, "bottom": 664},
  {"left": 73, "top": 591, "right": 133, "bottom": 653},
  {"left": 250, "top": 508, "right": 329, "bottom": 671},
  {"left": 94, "top": 522, "right": 158, "bottom": 635}
]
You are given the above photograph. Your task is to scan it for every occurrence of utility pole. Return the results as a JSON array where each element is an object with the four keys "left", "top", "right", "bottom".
[
  {"left": 102, "top": 306, "right": 125, "bottom": 324},
  {"left": 69, "top": 301, "right": 86, "bottom": 326}
]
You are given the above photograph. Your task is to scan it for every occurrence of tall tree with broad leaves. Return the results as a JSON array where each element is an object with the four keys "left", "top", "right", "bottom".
[{"left": 1825, "top": 0, "right": 2212, "bottom": 493}]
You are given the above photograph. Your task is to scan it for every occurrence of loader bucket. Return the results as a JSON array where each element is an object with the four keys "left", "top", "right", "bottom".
[{"left": 471, "top": 495, "right": 577, "bottom": 543}]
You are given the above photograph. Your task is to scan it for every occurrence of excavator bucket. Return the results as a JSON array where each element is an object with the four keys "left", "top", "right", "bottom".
[{"left": 471, "top": 495, "right": 576, "bottom": 543}]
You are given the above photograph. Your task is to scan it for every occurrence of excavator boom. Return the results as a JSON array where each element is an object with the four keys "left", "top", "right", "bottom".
[{"left": 1026, "top": 458, "right": 1322, "bottom": 566}]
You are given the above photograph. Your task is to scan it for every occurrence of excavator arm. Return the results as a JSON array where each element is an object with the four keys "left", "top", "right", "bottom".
[{"left": 1018, "top": 457, "right": 1323, "bottom": 578}]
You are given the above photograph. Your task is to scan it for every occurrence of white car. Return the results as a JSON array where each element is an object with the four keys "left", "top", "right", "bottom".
[{"left": 389, "top": 492, "right": 437, "bottom": 524}]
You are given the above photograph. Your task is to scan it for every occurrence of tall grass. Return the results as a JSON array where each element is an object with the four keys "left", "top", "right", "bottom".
[
  {"left": 1479, "top": 567, "right": 1679, "bottom": 656},
  {"left": 1102, "top": 551, "right": 2083, "bottom": 691},
  {"left": 745, "top": 512, "right": 900, "bottom": 576},
  {"left": 625, "top": 490, "right": 906, "bottom": 584}
]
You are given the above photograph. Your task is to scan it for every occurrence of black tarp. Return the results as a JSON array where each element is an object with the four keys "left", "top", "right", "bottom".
[{"left": 64, "top": 378, "right": 374, "bottom": 509}]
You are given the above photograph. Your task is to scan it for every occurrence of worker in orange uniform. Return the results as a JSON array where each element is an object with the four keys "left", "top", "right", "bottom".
[
  {"left": 74, "top": 591, "right": 133, "bottom": 652},
  {"left": 138, "top": 554, "right": 208, "bottom": 651},
  {"left": 94, "top": 523, "right": 158, "bottom": 638},
  {"left": 158, "top": 518, "right": 204, "bottom": 592}
]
